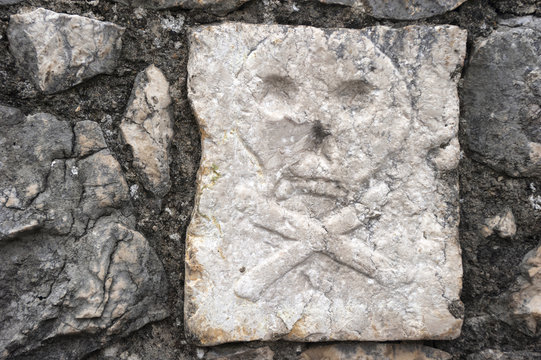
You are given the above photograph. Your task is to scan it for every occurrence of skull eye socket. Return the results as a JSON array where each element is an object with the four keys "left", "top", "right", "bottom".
[
  {"left": 334, "top": 79, "right": 374, "bottom": 104},
  {"left": 258, "top": 74, "right": 299, "bottom": 101}
]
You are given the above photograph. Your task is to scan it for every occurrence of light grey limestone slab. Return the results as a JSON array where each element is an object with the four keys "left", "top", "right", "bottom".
[
  {"left": 121, "top": 65, "right": 174, "bottom": 197},
  {"left": 186, "top": 22, "right": 466, "bottom": 345},
  {"left": 7, "top": 8, "right": 124, "bottom": 94},
  {"left": 318, "top": 0, "right": 468, "bottom": 20}
]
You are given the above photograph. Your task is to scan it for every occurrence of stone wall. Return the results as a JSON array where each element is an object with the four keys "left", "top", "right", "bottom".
[{"left": 0, "top": 0, "right": 540, "bottom": 359}]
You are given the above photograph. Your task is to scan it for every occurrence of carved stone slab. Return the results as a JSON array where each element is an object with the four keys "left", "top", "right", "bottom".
[{"left": 186, "top": 23, "right": 466, "bottom": 345}]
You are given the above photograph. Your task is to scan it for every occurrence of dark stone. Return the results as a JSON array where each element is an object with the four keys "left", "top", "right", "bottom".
[
  {"left": 319, "top": 0, "right": 468, "bottom": 19},
  {"left": 0, "top": 110, "right": 169, "bottom": 359},
  {"left": 490, "top": 0, "right": 540, "bottom": 15},
  {"left": 462, "top": 17, "right": 541, "bottom": 177}
]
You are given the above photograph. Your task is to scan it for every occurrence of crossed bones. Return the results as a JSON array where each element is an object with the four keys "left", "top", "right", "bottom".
[{"left": 234, "top": 185, "right": 401, "bottom": 302}]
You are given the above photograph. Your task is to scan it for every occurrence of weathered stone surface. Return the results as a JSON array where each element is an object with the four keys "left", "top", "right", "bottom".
[
  {"left": 186, "top": 23, "right": 466, "bottom": 344},
  {"left": 0, "top": 0, "right": 23, "bottom": 5},
  {"left": 0, "top": 105, "right": 23, "bottom": 126},
  {"left": 509, "top": 242, "right": 541, "bottom": 335},
  {"left": 318, "top": 0, "right": 467, "bottom": 20},
  {"left": 481, "top": 209, "right": 517, "bottom": 239},
  {"left": 7, "top": 8, "right": 125, "bottom": 94},
  {"left": 0, "top": 112, "right": 72, "bottom": 241},
  {"left": 499, "top": 16, "right": 541, "bottom": 31},
  {"left": 467, "top": 349, "right": 541, "bottom": 360},
  {"left": 0, "top": 107, "right": 169, "bottom": 359},
  {"left": 462, "top": 17, "right": 541, "bottom": 177},
  {"left": 0, "top": 215, "right": 169, "bottom": 359},
  {"left": 75, "top": 120, "right": 108, "bottom": 157},
  {"left": 300, "top": 343, "right": 452, "bottom": 360},
  {"left": 490, "top": 0, "right": 540, "bottom": 15},
  {"left": 205, "top": 346, "right": 275, "bottom": 360},
  {"left": 78, "top": 149, "right": 131, "bottom": 220},
  {"left": 85, "top": 322, "right": 183, "bottom": 360},
  {"left": 120, "top": 65, "right": 173, "bottom": 197},
  {"left": 113, "top": 0, "right": 248, "bottom": 16}
]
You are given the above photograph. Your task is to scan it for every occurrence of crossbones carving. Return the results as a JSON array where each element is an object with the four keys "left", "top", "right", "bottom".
[{"left": 234, "top": 185, "right": 400, "bottom": 302}]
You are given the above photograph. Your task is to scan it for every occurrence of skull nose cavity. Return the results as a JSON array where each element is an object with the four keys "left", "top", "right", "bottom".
[{"left": 312, "top": 120, "right": 331, "bottom": 146}]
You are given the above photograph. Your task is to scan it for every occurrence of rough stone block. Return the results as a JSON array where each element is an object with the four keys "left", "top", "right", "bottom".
[
  {"left": 462, "top": 17, "right": 541, "bottom": 177},
  {"left": 509, "top": 241, "right": 541, "bottom": 335},
  {"left": 0, "top": 0, "right": 23, "bottom": 5},
  {"left": 113, "top": 0, "right": 248, "bottom": 16},
  {"left": 186, "top": 23, "right": 466, "bottom": 344},
  {"left": 317, "top": 0, "right": 467, "bottom": 20},
  {"left": 0, "top": 108, "right": 169, "bottom": 359},
  {"left": 300, "top": 343, "right": 452, "bottom": 360},
  {"left": 121, "top": 65, "right": 174, "bottom": 197},
  {"left": 7, "top": 8, "right": 124, "bottom": 94}
]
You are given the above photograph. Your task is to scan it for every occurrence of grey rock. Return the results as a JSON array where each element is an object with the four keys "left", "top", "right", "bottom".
[
  {"left": 31, "top": 156, "right": 82, "bottom": 236},
  {"left": 499, "top": 16, "right": 541, "bottom": 32},
  {"left": 0, "top": 105, "right": 23, "bottom": 125},
  {"left": 0, "top": 0, "right": 23, "bottom": 5},
  {"left": 0, "top": 111, "right": 73, "bottom": 241},
  {"left": 318, "top": 0, "right": 468, "bottom": 20},
  {"left": 481, "top": 209, "right": 517, "bottom": 238},
  {"left": 467, "top": 349, "right": 541, "bottom": 360},
  {"left": 490, "top": 0, "right": 540, "bottom": 15},
  {"left": 84, "top": 322, "right": 182, "bottom": 360},
  {"left": 0, "top": 215, "right": 169, "bottom": 360},
  {"left": 0, "top": 110, "right": 169, "bottom": 359},
  {"left": 508, "top": 241, "right": 541, "bottom": 335},
  {"left": 74, "top": 120, "right": 107, "bottom": 157},
  {"left": 77, "top": 149, "right": 130, "bottom": 220},
  {"left": 186, "top": 23, "right": 466, "bottom": 344},
  {"left": 205, "top": 346, "right": 275, "bottom": 360},
  {"left": 120, "top": 65, "right": 173, "bottom": 197},
  {"left": 113, "top": 0, "right": 248, "bottom": 16},
  {"left": 462, "top": 17, "right": 541, "bottom": 177},
  {"left": 58, "top": 217, "right": 168, "bottom": 336},
  {"left": 7, "top": 8, "right": 125, "bottom": 94},
  {"left": 300, "top": 343, "right": 451, "bottom": 360}
]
